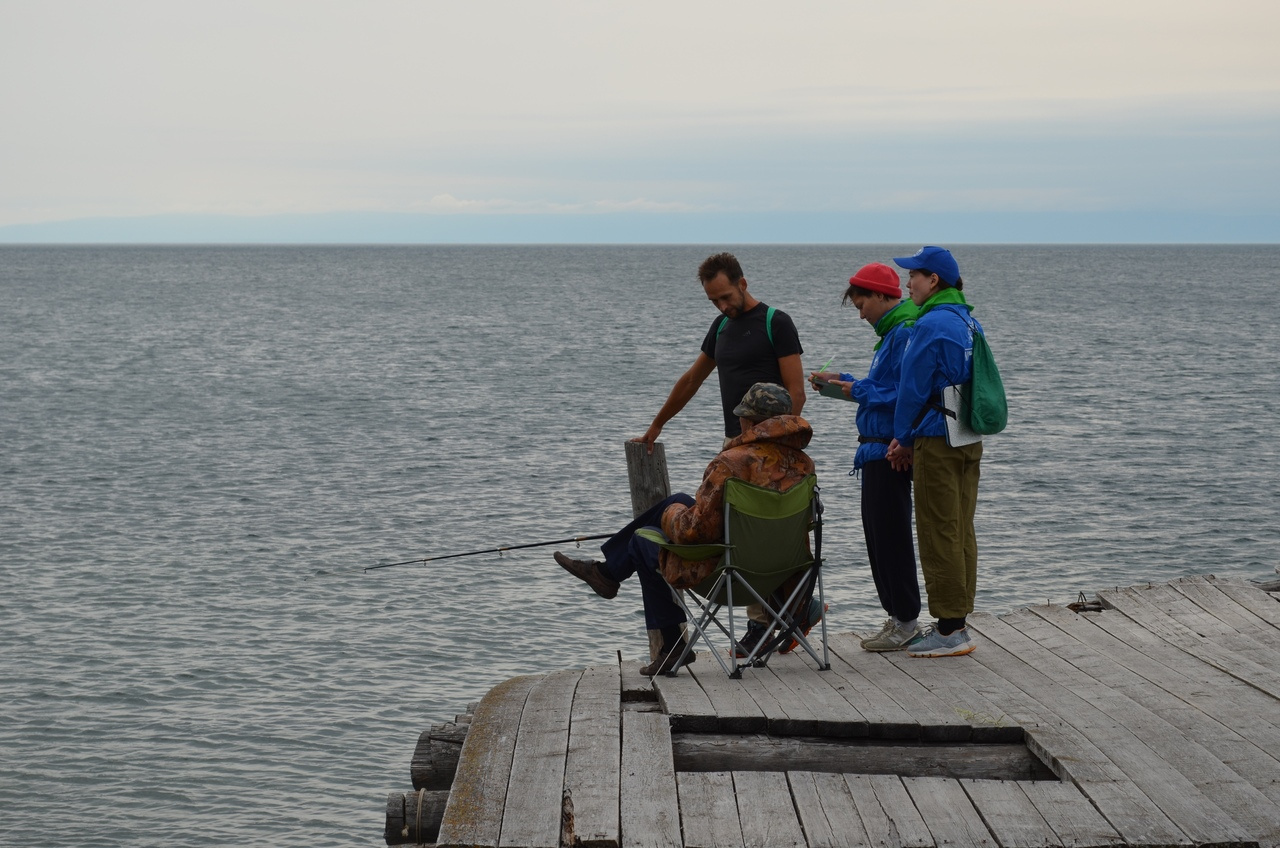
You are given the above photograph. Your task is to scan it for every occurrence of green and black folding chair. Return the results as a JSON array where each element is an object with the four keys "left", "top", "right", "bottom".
[{"left": 637, "top": 474, "right": 828, "bottom": 678}]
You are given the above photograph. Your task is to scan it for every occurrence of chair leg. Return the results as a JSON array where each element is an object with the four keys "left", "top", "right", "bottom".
[
  {"left": 738, "top": 570, "right": 830, "bottom": 671},
  {"left": 668, "top": 579, "right": 738, "bottom": 677},
  {"left": 665, "top": 568, "right": 828, "bottom": 677}
]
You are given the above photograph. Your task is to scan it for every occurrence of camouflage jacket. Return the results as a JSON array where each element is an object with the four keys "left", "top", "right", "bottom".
[{"left": 658, "top": 414, "right": 815, "bottom": 589}]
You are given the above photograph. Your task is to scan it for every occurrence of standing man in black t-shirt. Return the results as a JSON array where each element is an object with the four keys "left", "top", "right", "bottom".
[{"left": 635, "top": 252, "right": 805, "bottom": 450}]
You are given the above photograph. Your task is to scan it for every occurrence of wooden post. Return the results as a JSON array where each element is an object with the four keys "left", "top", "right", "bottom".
[
  {"left": 625, "top": 441, "right": 673, "bottom": 662},
  {"left": 625, "top": 441, "right": 670, "bottom": 518}
]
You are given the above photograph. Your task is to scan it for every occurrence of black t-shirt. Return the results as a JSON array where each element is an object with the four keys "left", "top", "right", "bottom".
[{"left": 699, "top": 302, "right": 803, "bottom": 436}]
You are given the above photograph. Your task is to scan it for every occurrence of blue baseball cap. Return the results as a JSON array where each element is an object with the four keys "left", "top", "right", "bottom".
[{"left": 892, "top": 246, "right": 960, "bottom": 286}]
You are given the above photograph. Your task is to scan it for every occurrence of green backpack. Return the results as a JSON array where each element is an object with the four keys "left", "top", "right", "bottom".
[{"left": 967, "top": 323, "right": 1008, "bottom": 435}]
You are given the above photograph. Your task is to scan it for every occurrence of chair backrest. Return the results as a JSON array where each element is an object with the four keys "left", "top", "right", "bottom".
[{"left": 693, "top": 474, "right": 817, "bottom": 602}]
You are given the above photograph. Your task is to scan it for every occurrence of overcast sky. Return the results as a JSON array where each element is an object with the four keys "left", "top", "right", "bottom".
[{"left": 2, "top": 1, "right": 1278, "bottom": 241}]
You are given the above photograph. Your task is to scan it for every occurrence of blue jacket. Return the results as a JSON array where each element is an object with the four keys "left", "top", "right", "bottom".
[
  {"left": 839, "top": 306, "right": 912, "bottom": 470},
  {"left": 894, "top": 302, "right": 981, "bottom": 446}
]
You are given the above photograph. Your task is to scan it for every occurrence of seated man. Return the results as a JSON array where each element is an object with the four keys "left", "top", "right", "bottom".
[{"left": 554, "top": 382, "right": 816, "bottom": 675}]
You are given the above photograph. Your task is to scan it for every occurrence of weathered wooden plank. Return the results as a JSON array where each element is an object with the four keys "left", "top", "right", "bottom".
[
  {"left": 395, "top": 789, "right": 450, "bottom": 845},
  {"left": 958, "top": 619, "right": 1192, "bottom": 847},
  {"left": 500, "top": 668, "right": 582, "bottom": 848},
  {"left": 788, "top": 771, "right": 838, "bottom": 848},
  {"left": 1147, "top": 581, "right": 1280, "bottom": 669},
  {"left": 566, "top": 665, "right": 622, "bottom": 848},
  {"left": 650, "top": 662, "right": 719, "bottom": 732},
  {"left": 884, "top": 649, "right": 1023, "bottom": 743},
  {"left": 686, "top": 663, "right": 769, "bottom": 733},
  {"left": 827, "top": 633, "right": 971, "bottom": 742},
  {"left": 821, "top": 772, "right": 877, "bottom": 848},
  {"left": 620, "top": 660, "right": 659, "bottom": 702},
  {"left": 738, "top": 661, "right": 826, "bottom": 736},
  {"left": 907, "top": 642, "right": 1109, "bottom": 785},
  {"left": 1206, "top": 575, "right": 1280, "bottom": 631},
  {"left": 1030, "top": 604, "right": 1280, "bottom": 808},
  {"left": 817, "top": 643, "right": 921, "bottom": 739},
  {"left": 385, "top": 791, "right": 406, "bottom": 845},
  {"left": 1171, "top": 578, "right": 1280, "bottom": 660},
  {"left": 789, "top": 771, "right": 874, "bottom": 848},
  {"left": 620, "top": 710, "right": 681, "bottom": 848},
  {"left": 844, "top": 774, "right": 900, "bottom": 848},
  {"left": 1141, "top": 581, "right": 1237, "bottom": 637},
  {"left": 769, "top": 652, "right": 870, "bottom": 737},
  {"left": 1017, "top": 781, "right": 1124, "bottom": 848},
  {"left": 960, "top": 779, "right": 1060, "bottom": 848},
  {"left": 1101, "top": 585, "right": 1280, "bottom": 701},
  {"left": 868, "top": 775, "right": 933, "bottom": 848},
  {"left": 671, "top": 733, "right": 1052, "bottom": 781},
  {"left": 903, "top": 777, "right": 995, "bottom": 848},
  {"left": 626, "top": 439, "right": 670, "bottom": 518},
  {"left": 1005, "top": 605, "right": 1280, "bottom": 808},
  {"left": 1171, "top": 577, "right": 1275, "bottom": 635},
  {"left": 676, "top": 771, "right": 743, "bottom": 848},
  {"left": 971, "top": 612, "right": 1249, "bottom": 848},
  {"left": 437, "top": 674, "right": 539, "bottom": 848},
  {"left": 411, "top": 720, "right": 469, "bottom": 789},
  {"left": 1084, "top": 604, "right": 1280, "bottom": 758},
  {"left": 732, "top": 771, "right": 806, "bottom": 848}
]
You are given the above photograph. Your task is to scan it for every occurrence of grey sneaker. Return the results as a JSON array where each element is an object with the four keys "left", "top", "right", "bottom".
[
  {"left": 860, "top": 618, "right": 895, "bottom": 647},
  {"left": 862, "top": 620, "right": 920, "bottom": 652},
  {"left": 906, "top": 625, "right": 976, "bottom": 658}
]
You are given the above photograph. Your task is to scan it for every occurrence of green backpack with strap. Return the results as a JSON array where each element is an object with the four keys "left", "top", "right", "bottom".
[
  {"left": 716, "top": 306, "right": 776, "bottom": 346},
  {"left": 967, "top": 324, "right": 1008, "bottom": 435}
]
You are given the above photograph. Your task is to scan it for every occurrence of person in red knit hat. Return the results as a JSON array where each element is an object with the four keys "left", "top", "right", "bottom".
[{"left": 810, "top": 262, "right": 923, "bottom": 652}]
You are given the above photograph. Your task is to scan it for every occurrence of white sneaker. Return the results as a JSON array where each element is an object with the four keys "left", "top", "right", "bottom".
[{"left": 862, "top": 620, "right": 920, "bottom": 652}]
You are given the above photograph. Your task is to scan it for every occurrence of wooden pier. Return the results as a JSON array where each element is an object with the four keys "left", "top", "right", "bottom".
[{"left": 385, "top": 574, "right": 1280, "bottom": 848}]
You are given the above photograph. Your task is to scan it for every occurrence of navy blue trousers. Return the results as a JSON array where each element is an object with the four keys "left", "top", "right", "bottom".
[
  {"left": 860, "top": 458, "right": 921, "bottom": 623},
  {"left": 598, "top": 493, "right": 696, "bottom": 630}
]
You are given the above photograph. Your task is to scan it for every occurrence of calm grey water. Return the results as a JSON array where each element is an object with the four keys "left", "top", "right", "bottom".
[{"left": 2, "top": 244, "right": 1277, "bottom": 846}]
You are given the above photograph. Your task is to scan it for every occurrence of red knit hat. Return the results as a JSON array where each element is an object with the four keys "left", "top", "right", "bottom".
[{"left": 848, "top": 262, "right": 902, "bottom": 297}]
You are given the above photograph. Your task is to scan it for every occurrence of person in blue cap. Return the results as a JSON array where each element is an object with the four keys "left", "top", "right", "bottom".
[{"left": 887, "top": 246, "right": 983, "bottom": 658}]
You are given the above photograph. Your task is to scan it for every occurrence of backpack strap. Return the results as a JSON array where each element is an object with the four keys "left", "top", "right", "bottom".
[
  {"left": 716, "top": 306, "right": 776, "bottom": 347},
  {"left": 911, "top": 392, "right": 955, "bottom": 430}
]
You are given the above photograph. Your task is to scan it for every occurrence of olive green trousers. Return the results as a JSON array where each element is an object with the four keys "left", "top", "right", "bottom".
[{"left": 913, "top": 436, "right": 983, "bottom": 620}]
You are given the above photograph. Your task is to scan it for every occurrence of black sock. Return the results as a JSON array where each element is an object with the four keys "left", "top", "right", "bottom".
[
  {"left": 938, "top": 617, "right": 966, "bottom": 636},
  {"left": 659, "top": 624, "right": 684, "bottom": 651}
]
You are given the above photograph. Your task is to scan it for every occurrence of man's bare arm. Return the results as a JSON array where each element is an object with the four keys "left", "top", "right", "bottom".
[
  {"left": 778, "top": 353, "right": 806, "bottom": 417},
  {"left": 634, "top": 352, "right": 717, "bottom": 452}
]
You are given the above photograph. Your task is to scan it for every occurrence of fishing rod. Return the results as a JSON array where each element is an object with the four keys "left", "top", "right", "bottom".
[{"left": 364, "top": 533, "right": 613, "bottom": 573}]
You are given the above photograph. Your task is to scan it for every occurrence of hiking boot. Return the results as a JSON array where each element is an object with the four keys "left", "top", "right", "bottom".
[
  {"left": 906, "top": 625, "right": 976, "bottom": 658},
  {"left": 553, "top": 551, "right": 620, "bottom": 600},
  {"left": 640, "top": 641, "right": 697, "bottom": 676},
  {"left": 732, "top": 621, "right": 774, "bottom": 659},
  {"left": 780, "top": 598, "right": 826, "bottom": 654},
  {"left": 862, "top": 619, "right": 920, "bottom": 652}
]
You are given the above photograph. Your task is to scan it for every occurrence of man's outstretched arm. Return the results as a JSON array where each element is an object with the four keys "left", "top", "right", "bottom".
[{"left": 634, "top": 352, "right": 716, "bottom": 452}]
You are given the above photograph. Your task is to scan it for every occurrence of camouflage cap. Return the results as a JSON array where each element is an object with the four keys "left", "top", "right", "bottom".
[{"left": 732, "top": 382, "right": 792, "bottom": 421}]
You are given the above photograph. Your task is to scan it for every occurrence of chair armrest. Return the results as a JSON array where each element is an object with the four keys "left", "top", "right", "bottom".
[{"left": 635, "top": 528, "right": 730, "bottom": 562}]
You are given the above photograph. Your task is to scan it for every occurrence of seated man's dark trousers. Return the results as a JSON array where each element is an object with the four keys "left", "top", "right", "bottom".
[{"left": 598, "top": 493, "right": 695, "bottom": 631}]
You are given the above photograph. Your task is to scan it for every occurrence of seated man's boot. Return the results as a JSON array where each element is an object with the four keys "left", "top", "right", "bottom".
[
  {"left": 554, "top": 551, "right": 620, "bottom": 599},
  {"left": 640, "top": 640, "right": 697, "bottom": 677}
]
